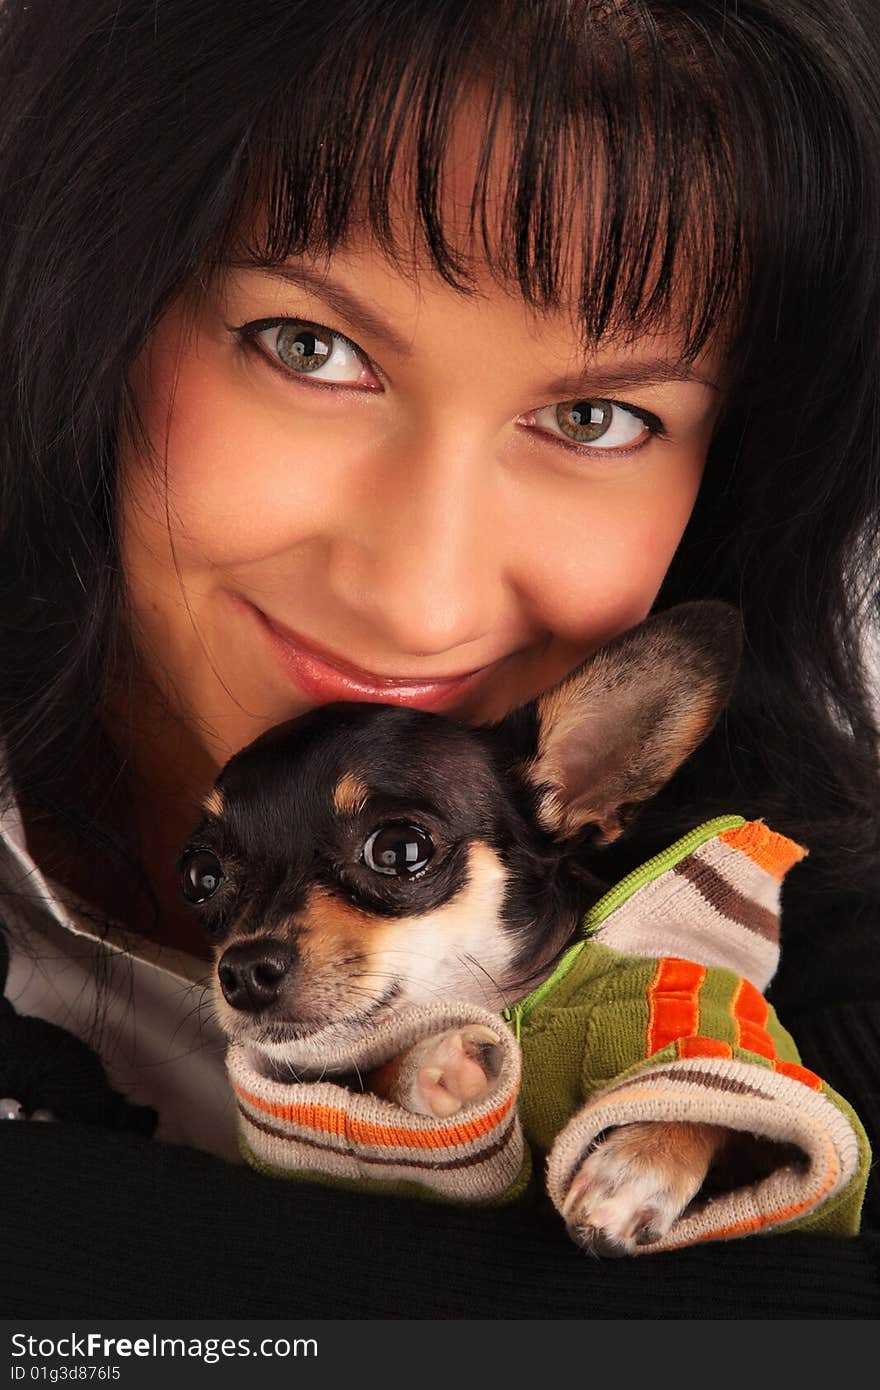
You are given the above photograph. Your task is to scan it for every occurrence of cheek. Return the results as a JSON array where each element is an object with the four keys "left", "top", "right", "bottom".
[
  {"left": 511, "top": 456, "right": 704, "bottom": 642},
  {"left": 121, "top": 336, "right": 374, "bottom": 570}
]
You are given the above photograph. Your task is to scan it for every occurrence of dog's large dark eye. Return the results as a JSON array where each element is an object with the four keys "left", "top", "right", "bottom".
[
  {"left": 362, "top": 823, "right": 434, "bottom": 877},
  {"left": 180, "top": 849, "right": 225, "bottom": 904}
]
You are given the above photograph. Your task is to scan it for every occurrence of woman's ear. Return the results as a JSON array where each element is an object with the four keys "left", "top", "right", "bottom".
[{"left": 499, "top": 601, "right": 743, "bottom": 844}]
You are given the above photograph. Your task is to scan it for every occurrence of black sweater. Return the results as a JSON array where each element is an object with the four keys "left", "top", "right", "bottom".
[{"left": 2, "top": 912, "right": 880, "bottom": 1319}]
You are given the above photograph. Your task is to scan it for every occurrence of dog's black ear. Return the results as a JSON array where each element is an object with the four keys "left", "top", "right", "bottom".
[{"left": 502, "top": 601, "right": 742, "bottom": 844}]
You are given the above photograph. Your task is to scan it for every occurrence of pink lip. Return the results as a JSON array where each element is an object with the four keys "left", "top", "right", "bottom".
[{"left": 244, "top": 601, "right": 494, "bottom": 711}]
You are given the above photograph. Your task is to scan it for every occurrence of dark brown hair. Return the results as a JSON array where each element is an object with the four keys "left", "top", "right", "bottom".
[{"left": 1, "top": 0, "right": 878, "bottom": 958}]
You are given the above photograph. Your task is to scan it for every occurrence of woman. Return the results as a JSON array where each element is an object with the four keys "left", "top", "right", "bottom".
[{"left": 1, "top": 0, "right": 879, "bottom": 1315}]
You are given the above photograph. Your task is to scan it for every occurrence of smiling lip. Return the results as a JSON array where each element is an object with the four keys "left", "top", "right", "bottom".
[{"left": 244, "top": 600, "right": 494, "bottom": 710}]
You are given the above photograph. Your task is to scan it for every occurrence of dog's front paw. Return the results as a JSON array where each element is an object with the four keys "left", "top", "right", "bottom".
[
  {"left": 562, "top": 1121, "right": 726, "bottom": 1256},
  {"left": 404, "top": 1025, "right": 503, "bottom": 1118}
]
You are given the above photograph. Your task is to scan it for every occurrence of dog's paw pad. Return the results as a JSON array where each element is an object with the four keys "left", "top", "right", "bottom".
[
  {"left": 562, "top": 1126, "right": 708, "bottom": 1256},
  {"left": 566, "top": 1193, "right": 666, "bottom": 1257},
  {"left": 413, "top": 1026, "right": 502, "bottom": 1118}
]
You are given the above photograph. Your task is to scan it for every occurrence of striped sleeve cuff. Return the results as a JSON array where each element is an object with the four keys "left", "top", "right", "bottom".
[
  {"left": 227, "top": 1003, "right": 529, "bottom": 1204},
  {"left": 779, "top": 998, "right": 880, "bottom": 1229},
  {"left": 595, "top": 821, "right": 807, "bottom": 991},
  {"left": 545, "top": 1053, "right": 868, "bottom": 1252}
]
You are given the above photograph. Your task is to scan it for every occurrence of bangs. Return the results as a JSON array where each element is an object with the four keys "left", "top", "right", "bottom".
[{"left": 219, "top": 0, "right": 749, "bottom": 364}]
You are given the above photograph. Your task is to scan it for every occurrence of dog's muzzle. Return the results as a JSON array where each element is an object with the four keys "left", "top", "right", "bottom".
[{"left": 217, "top": 938, "right": 293, "bottom": 1013}]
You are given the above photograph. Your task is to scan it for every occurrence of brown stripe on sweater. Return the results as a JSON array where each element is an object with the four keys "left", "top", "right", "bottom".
[
  {"left": 599, "top": 1066, "right": 775, "bottom": 1101},
  {"left": 672, "top": 856, "right": 779, "bottom": 942},
  {"left": 238, "top": 1102, "right": 519, "bottom": 1172}
]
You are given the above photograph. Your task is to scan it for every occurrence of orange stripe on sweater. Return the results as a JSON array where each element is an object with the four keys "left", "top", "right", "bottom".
[
  {"left": 731, "top": 978, "right": 776, "bottom": 1060},
  {"left": 231, "top": 1082, "right": 517, "bottom": 1151},
  {"left": 665, "top": 1145, "right": 840, "bottom": 1248},
  {"left": 718, "top": 821, "right": 808, "bottom": 881},
  {"left": 647, "top": 958, "right": 706, "bottom": 1054},
  {"left": 774, "top": 1059, "right": 823, "bottom": 1091},
  {"left": 677, "top": 1036, "right": 733, "bottom": 1060}
]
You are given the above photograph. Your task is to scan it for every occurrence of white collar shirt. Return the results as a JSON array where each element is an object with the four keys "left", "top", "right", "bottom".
[{"left": 0, "top": 775, "right": 241, "bottom": 1163}]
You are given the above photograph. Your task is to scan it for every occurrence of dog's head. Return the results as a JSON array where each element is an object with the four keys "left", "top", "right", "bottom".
[{"left": 178, "top": 601, "right": 741, "bottom": 1055}]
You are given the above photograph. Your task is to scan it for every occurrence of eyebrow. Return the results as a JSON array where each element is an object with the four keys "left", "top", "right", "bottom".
[
  {"left": 230, "top": 261, "right": 720, "bottom": 395},
  {"left": 231, "top": 262, "right": 415, "bottom": 357}
]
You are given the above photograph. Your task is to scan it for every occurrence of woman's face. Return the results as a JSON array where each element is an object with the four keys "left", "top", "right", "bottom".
[{"left": 116, "top": 237, "right": 725, "bottom": 780}]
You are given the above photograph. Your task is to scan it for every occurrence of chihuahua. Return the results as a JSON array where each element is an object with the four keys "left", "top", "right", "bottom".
[{"left": 179, "top": 601, "right": 749, "bottom": 1253}]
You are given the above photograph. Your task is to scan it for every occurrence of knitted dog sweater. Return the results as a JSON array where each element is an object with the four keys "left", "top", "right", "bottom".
[{"left": 227, "top": 817, "right": 871, "bottom": 1252}]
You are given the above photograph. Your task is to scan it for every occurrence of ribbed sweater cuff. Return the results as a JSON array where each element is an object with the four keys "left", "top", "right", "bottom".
[
  {"left": 228, "top": 1002, "right": 526, "bottom": 1202},
  {"left": 546, "top": 1054, "right": 867, "bottom": 1251},
  {"left": 783, "top": 999, "right": 880, "bottom": 1229}
]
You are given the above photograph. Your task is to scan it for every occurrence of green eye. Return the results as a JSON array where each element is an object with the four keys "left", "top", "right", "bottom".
[
  {"left": 275, "top": 322, "right": 333, "bottom": 374},
  {"left": 362, "top": 824, "right": 434, "bottom": 876},
  {"left": 556, "top": 399, "right": 615, "bottom": 443},
  {"left": 528, "top": 396, "right": 663, "bottom": 456}
]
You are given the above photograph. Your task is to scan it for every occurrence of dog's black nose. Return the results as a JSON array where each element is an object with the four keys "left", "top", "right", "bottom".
[{"left": 217, "top": 940, "right": 292, "bottom": 1013}]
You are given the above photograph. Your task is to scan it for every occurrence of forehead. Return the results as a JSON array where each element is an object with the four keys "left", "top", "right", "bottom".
[
  {"left": 224, "top": 243, "right": 727, "bottom": 401},
  {"left": 231, "top": 75, "right": 741, "bottom": 372},
  {"left": 214, "top": 707, "right": 503, "bottom": 841}
]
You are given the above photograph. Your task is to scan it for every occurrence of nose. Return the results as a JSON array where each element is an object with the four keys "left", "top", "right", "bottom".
[
  {"left": 327, "top": 432, "right": 506, "bottom": 657},
  {"left": 217, "top": 939, "right": 293, "bottom": 1013}
]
